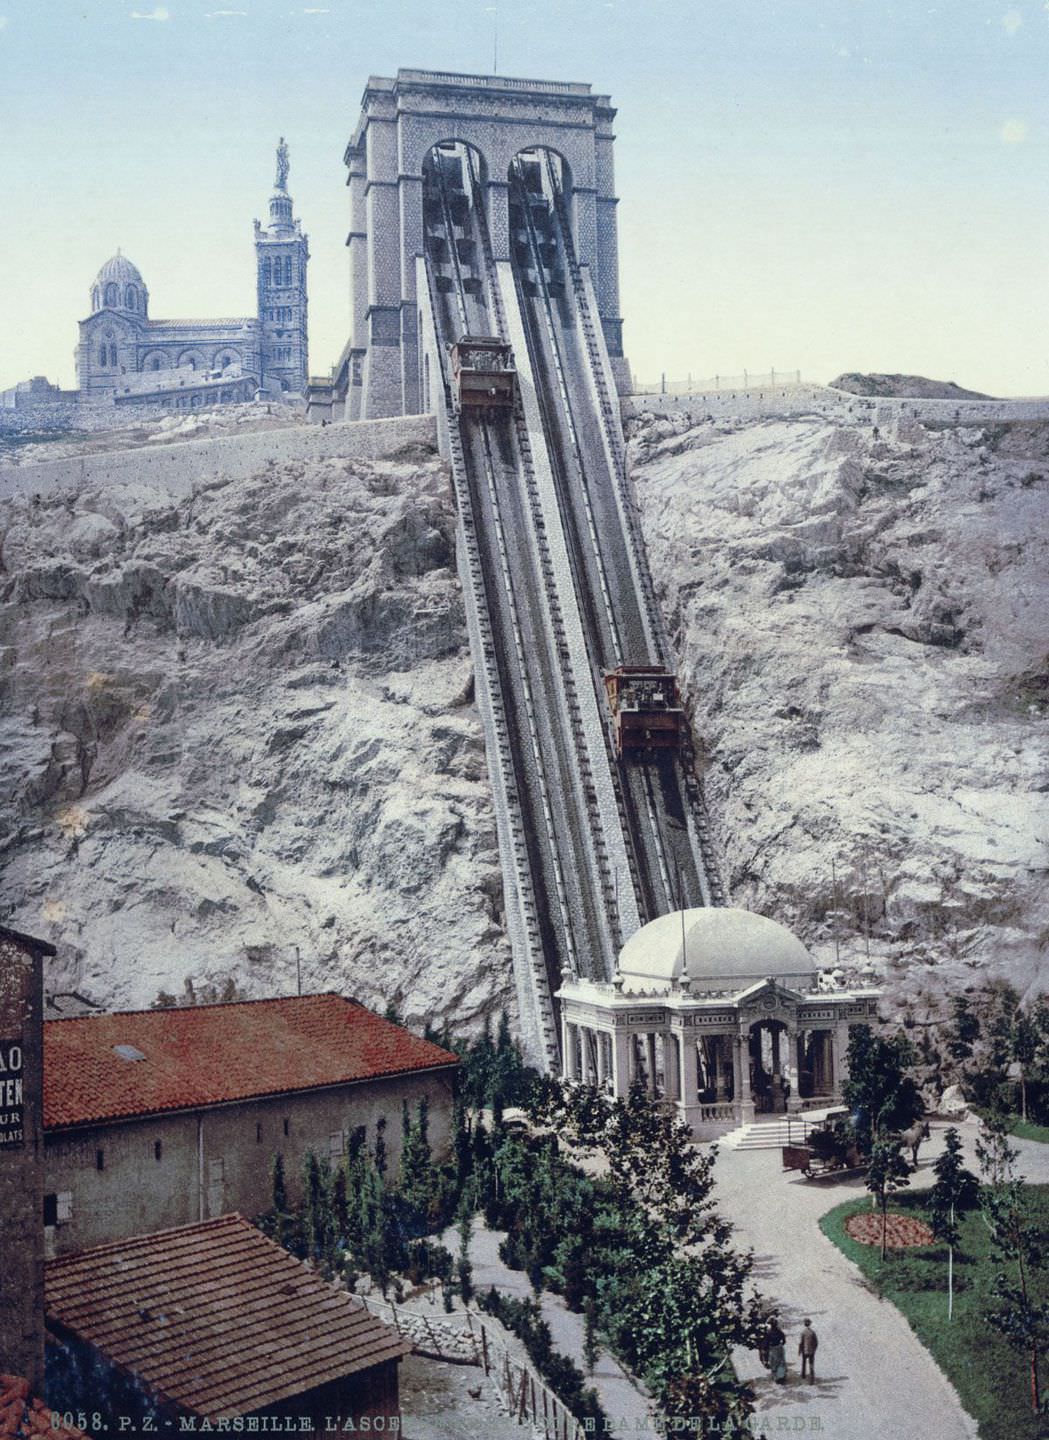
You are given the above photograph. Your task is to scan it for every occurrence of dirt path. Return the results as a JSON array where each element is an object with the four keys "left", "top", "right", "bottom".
[{"left": 713, "top": 1121, "right": 985, "bottom": 1440}]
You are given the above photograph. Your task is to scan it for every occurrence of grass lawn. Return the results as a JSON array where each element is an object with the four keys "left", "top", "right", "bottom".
[
  {"left": 1010, "top": 1118, "right": 1049, "bottom": 1145},
  {"left": 820, "top": 1187, "right": 1049, "bottom": 1440}
]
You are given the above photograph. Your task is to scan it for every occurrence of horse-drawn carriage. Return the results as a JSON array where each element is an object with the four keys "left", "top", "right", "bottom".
[
  {"left": 782, "top": 1109, "right": 868, "bottom": 1180},
  {"left": 781, "top": 1110, "right": 930, "bottom": 1181}
]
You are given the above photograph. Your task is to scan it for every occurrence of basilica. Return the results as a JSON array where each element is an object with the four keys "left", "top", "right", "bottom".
[{"left": 75, "top": 140, "right": 309, "bottom": 408}]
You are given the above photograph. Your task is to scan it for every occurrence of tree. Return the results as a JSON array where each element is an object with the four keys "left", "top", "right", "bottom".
[
  {"left": 270, "top": 1152, "right": 289, "bottom": 1248},
  {"left": 271, "top": 1152, "right": 288, "bottom": 1214},
  {"left": 927, "top": 1128, "right": 979, "bottom": 1321},
  {"left": 455, "top": 1195, "right": 474, "bottom": 1303},
  {"left": 373, "top": 1115, "right": 388, "bottom": 1179},
  {"left": 865, "top": 1139, "right": 912, "bottom": 1262},
  {"left": 843, "top": 1025, "right": 924, "bottom": 1150},
  {"left": 396, "top": 1099, "right": 437, "bottom": 1238},
  {"left": 528, "top": 1075, "right": 764, "bottom": 1426},
  {"left": 977, "top": 1117, "right": 1049, "bottom": 1413}
]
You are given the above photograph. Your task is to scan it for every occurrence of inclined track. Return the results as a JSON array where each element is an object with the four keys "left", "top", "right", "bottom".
[{"left": 422, "top": 142, "right": 725, "bottom": 1066}]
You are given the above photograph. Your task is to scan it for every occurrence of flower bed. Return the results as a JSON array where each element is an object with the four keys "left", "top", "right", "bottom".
[{"left": 844, "top": 1212, "right": 934, "bottom": 1248}]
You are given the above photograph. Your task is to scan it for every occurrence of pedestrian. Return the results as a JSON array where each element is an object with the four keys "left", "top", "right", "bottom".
[
  {"left": 765, "top": 1318, "right": 787, "bottom": 1384},
  {"left": 798, "top": 1318, "right": 818, "bottom": 1380}
]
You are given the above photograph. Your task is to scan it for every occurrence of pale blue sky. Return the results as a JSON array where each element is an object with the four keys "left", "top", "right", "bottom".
[{"left": 1, "top": 0, "right": 1046, "bottom": 394}]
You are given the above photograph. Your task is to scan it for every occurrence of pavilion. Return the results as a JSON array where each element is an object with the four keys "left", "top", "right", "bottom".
[{"left": 556, "top": 908, "right": 881, "bottom": 1139}]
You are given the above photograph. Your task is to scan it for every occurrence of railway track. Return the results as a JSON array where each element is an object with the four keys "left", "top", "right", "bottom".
[
  {"left": 509, "top": 155, "right": 723, "bottom": 912},
  {"left": 421, "top": 141, "right": 724, "bottom": 1065},
  {"left": 425, "top": 150, "right": 623, "bottom": 1054}
]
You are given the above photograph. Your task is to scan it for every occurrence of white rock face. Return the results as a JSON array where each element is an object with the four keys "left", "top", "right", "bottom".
[
  {"left": 629, "top": 410, "right": 1049, "bottom": 1001},
  {"left": 0, "top": 433, "right": 514, "bottom": 1029}
]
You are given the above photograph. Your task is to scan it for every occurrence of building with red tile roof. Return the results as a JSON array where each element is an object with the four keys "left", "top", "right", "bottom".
[
  {"left": 0, "top": 1374, "right": 88, "bottom": 1439},
  {"left": 44, "top": 992, "right": 458, "bottom": 1129},
  {"left": 43, "top": 994, "right": 459, "bottom": 1255},
  {"left": 45, "top": 1214, "right": 408, "bottom": 1430}
]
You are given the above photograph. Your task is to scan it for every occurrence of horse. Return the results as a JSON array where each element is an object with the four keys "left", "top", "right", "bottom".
[{"left": 900, "top": 1119, "right": 931, "bottom": 1168}]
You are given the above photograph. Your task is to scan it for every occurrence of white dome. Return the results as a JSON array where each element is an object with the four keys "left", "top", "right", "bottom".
[{"left": 618, "top": 907, "right": 815, "bottom": 993}]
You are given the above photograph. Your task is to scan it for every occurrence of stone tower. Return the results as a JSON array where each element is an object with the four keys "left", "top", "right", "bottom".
[
  {"left": 338, "top": 69, "right": 628, "bottom": 420},
  {"left": 255, "top": 137, "right": 310, "bottom": 395}
]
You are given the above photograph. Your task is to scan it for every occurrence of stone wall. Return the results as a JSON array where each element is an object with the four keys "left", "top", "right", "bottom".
[
  {"left": 622, "top": 383, "right": 1049, "bottom": 427},
  {"left": 0, "top": 413, "right": 438, "bottom": 501},
  {"left": 44, "top": 1066, "right": 456, "bottom": 1255}
]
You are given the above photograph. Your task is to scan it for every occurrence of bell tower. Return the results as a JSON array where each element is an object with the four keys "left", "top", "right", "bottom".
[{"left": 255, "top": 137, "right": 310, "bottom": 395}]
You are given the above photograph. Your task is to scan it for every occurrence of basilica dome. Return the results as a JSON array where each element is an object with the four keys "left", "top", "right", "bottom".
[
  {"left": 91, "top": 253, "right": 149, "bottom": 315},
  {"left": 617, "top": 907, "right": 815, "bottom": 994}
]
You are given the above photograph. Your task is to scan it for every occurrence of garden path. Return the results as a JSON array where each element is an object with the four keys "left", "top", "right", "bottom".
[{"left": 714, "top": 1120, "right": 985, "bottom": 1440}]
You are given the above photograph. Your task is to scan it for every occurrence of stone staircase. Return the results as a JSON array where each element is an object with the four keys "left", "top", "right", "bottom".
[{"left": 718, "top": 1108, "right": 838, "bottom": 1151}]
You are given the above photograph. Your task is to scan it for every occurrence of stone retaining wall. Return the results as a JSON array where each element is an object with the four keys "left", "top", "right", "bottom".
[
  {"left": 622, "top": 384, "right": 1049, "bottom": 427},
  {"left": 0, "top": 414, "right": 439, "bottom": 500}
]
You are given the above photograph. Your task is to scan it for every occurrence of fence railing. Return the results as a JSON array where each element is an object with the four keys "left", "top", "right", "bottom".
[
  {"left": 631, "top": 369, "right": 802, "bottom": 395},
  {"left": 358, "top": 1291, "right": 592, "bottom": 1439}
]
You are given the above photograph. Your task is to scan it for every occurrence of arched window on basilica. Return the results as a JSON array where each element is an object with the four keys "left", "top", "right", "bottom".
[
  {"left": 109, "top": 344, "right": 118, "bottom": 368},
  {"left": 105, "top": 283, "right": 118, "bottom": 307},
  {"left": 126, "top": 286, "right": 137, "bottom": 311},
  {"left": 98, "top": 344, "right": 107, "bottom": 366},
  {"left": 263, "top": 258, "right": 272, "bottom": 286}
]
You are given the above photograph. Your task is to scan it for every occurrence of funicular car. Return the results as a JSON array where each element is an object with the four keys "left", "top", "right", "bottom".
[
  {"left": 449, "top": 335, "right": 516, "bottom": 414},
  {"left": 603, "top": 665, "right": 686, "bottom": 759}
]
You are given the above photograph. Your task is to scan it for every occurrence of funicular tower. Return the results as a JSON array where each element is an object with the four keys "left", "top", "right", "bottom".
[{"left": 336, "top": 69, "right": 629, "bottom": 419}]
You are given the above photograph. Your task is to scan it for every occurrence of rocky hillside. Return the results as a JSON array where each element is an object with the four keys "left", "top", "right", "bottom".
[
  {"left": 629, "top": 409, "right": 1049, "bottom": 1003},
  {"left": 828, "top": 373, "right": 992, "bottom": 401},
  {"left": 0, "top": 426, "right": 513, "bottom": 1028},
  {"left": 3, "top": 395, "right": 1046, "bottom": 1029}
]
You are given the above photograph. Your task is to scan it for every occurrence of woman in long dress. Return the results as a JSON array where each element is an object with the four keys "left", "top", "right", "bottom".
[{"left": 765, "top": 1320, "right": 788, "bottom": 1383}]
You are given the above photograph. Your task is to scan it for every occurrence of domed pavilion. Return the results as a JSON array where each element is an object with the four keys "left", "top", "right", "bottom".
[{"left": 556, "top": 908, "right": 880, "bottom": 1139}]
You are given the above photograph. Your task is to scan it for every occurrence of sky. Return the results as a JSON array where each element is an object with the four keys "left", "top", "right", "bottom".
[{"left": 1, "top": 0, "right": 1047, "bottom": 396}]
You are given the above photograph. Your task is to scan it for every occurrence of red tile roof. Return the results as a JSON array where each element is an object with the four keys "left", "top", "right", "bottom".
[
  {"left": 45, "top": 1215, "right": 409, "bottom": 1420},
  {"left": 44, "top": 993, "right": 458, "bottom": 1130},
  {"left": 0, "top": 1375, "right": 88, "bottom": 1438}
]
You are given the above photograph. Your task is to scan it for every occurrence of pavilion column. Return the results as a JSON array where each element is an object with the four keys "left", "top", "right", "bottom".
[
  {"left": 818, "top": 1030, "right": 833, "bottom": 1091},
  {"left": 663, "top": 1034, "right": 680, "bottom": 1102},
  {"left": 611, "top": 1029, "right": 632, "bottom": 1098},
  {"left": 595, "top": 1031, "right": 607, "bottom": 1088},
  {"left": 571, "top": 1021, "right": 583, "bottom": 1082},
  {"left": 679, "top": 1034, "right": 699, "bottom": 1111},
  {"left": 561, "top": 1014, "right": 572, "bottom": 1080},
  {"left": 737, "top": 1030, "right": 756, "bottom": 1125},
  {"left": 784, "top": 1025, "right": 802, "bottom": 1112},
  {"left": 645, "top": 1033, "right": 658, "bottom": 1098},
  {"left": 714, "top": 1036, "right": 728, "bottom": 1100},
  {"left": 830, "top": 1023, "right": 849, "bottom": 1094}
]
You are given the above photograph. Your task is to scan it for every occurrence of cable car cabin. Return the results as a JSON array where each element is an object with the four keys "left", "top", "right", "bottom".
[
  {"left": 604, "top": 665, "right": 685, "bottom": 759},
  {"left": 449, "top": 336, "right": 516, "bottom": 414}
]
